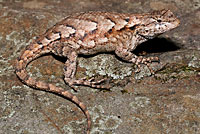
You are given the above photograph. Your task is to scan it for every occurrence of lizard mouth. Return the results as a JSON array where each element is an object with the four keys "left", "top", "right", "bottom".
[{"left": 138, "top": 34, "right": 154, "bottom": 40}]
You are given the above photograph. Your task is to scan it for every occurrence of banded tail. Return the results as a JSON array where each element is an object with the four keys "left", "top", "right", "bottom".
[{"left": 15, "top": 40, "right": 91, "bottom": 134}]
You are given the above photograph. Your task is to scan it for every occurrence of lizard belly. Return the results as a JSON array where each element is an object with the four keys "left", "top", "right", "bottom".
[{"left": 78, "top": 41, "right": 116, "bottom": 55}]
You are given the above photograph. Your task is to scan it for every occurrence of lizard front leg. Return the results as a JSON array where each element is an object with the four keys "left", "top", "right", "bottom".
[
  {"left": 64, "top": 51, "right": 108, "bottom": 90},
  {"left": 115, "top": 47, "right": 159, "bottom": 74}
]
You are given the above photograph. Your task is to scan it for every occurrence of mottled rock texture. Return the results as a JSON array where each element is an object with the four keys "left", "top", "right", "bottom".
[{"left": 0, "top": 0, "right": 199, "bottom": 134}]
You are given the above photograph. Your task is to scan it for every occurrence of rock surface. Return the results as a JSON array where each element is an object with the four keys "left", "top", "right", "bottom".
[{"left": 0, "top": 0, "right": 200, "bottom": 134}]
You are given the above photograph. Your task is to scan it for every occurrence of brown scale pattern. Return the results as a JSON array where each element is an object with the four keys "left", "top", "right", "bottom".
[{"left": 15, "top": 9, "right": 180, "bottom": 134}]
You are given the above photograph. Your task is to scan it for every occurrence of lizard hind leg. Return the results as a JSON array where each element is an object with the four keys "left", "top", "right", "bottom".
[
  {"left": 64, "top": 51, "right": 109, "bottom": 91},
  {"left": 15, "top": 43, "right": 91, "bottom": 134}
]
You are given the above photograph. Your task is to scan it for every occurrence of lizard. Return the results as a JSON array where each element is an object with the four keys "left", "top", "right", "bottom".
[{"left": 15, "top": 9, "right": 180, "bottom": 134}]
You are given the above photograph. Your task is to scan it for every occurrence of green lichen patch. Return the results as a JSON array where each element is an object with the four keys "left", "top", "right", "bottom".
[
  {"left": 155, "top": 63, "right": 198, "bottom": 82},
  {"left": 78, "top": 54, "right": 133, "bottom": 80}
]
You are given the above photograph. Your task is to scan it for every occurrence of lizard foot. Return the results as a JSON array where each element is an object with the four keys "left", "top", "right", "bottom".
[
  {"left": 65, "top": 77, "right": 110, "bottom": 91},
  {"left": 134, "top": 56, "right": 159, "bottom": 74}
]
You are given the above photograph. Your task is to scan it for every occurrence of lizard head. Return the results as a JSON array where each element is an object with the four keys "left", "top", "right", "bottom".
[{"left": 136, "top": 9, "right": 180, "bottom": 39}]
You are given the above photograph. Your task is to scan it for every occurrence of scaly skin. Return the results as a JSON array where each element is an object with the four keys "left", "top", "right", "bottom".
[{"left": 15, "top": 9, "right": 180, "bottom": 134}]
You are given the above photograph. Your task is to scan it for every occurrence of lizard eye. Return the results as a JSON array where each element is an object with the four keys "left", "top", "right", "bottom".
[{"left": 157, "top": 19, "right": 162, "bottom": 23}]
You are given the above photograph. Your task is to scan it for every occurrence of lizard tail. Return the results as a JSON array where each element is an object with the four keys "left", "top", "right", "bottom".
[{"left": 15, "top": 41, "right": 91, "bottom": 134}]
